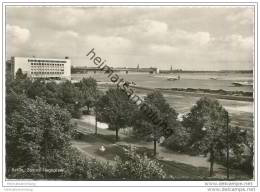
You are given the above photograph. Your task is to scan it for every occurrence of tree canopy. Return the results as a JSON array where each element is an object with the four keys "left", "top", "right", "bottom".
[
  {"left": 6, "top": 96, "right": 75, "bottom": 179},
  {"left": 15, "top": 68, "right": 27, "bottom": 80},
  {"left": 133, "top": 91, "right": 180, "bottom": 139},
  {"left": 76, "top": 77, "right": 99, "bottom": 114},
  {"left": 96, "top": 88, "right": 137, "bottom": 141},
  {"left": 133, "top": 91, "right": 180, "bottom": 156},
  {"left": 182, "top": 97, "right": 248, "bottom": 176}
]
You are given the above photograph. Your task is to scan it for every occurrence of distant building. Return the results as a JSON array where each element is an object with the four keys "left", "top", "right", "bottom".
[{"left": 10, "top": 56, "right": 71, "bottom": 80}]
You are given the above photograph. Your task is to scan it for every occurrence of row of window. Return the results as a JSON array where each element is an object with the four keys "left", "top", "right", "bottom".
[
  {"left": 30, "top": 63, "right": 65, "bottom": 66},
  {"left": 28, "top": 59, "right": 67, "bottom": 63},
  {"left": 31, "top": 67, "right": 64, "bottom": 70},
  {"left": 31, "top": 69, "right": 64, "bottom": 72},
  {"left": 31, "top": 71, "right": 64, "bottom": 75}
]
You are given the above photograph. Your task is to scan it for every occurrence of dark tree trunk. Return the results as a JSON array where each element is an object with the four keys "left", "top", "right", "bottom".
[
  {"left": 44, "top": 135, "right": 47, "bottom": 179},
  {"left": 210, "top": 158, "right": 214, "bottom": 177},
  {"left": 95, "top": 114, "right": 97, "bottom": 135},
  {"left": 87, "top": 105, "right": 90, "bottom": 114},
  {"left": 153, "top": 139, "right": 157, "bottom": 157},
  {"left": 115, "top": 127, "right": 119, "bottom": 141},
  {"left": 209, "top": 145, "right": 215, "bottom": 177}
]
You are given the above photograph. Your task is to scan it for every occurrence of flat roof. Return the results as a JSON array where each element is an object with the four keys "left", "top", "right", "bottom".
[{"left": 12, "top": 56, "right": 70, "bottom": 61}]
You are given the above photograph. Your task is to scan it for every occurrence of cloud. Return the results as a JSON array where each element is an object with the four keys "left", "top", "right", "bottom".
[
  {"left": 226, "top": 8, "right": 254, "bottom": 25},
  {"left": 112, "top": 19, "right": 211, "bottom": 49},
  {"left": 84, "top": 35, "right": 133, "bottom": 54},
  {"left": 5, "top": 6, "right": 254, "bottom": 70},
  {"left": 210, "top": 34, "right": 253, "bottom": 52},
  {"left": 57, "top": 30, "right": 79, "bottom": 38},
  {"left": 6, "top": 24, "right": 30, "bottom": 57},
  {"left": 170, "top": 30, "right": 211, "bottom": 46},
  {"left": 109, "top": 19, "right": 169, "bottom": 45},
  {"left": 149, "top": 44, "right": 178, "bottom": 54},
  {"left": 43, "top": 8, "right": 87, "bottom": 29},
  {"left": 132, "top": 19, "right": 168, "bottom": 36},
  {"left": 6, "top": 24, "right": 30, "bottom": 44},
  {"left": 29, "top": 30, "right": 81, "bottom": 58},
  {"left": 228, "top": 34, "right": 253, "bottom": 49}
]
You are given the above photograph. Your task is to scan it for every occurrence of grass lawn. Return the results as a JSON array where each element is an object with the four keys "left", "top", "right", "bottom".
[
  {"left": 158, "top": 160, "right": 208, "bottom": 180},
  {"left": 75, "top": 133, "right": 118, "bottom": 144}
]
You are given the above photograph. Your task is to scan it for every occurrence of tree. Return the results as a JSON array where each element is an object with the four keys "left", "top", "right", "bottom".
[
  {"left": 44, "top": 81, "right": 64, "bottom": 105},
  {"left": 6, "top": 75, "right": 32, "bottom": 96},
  {"left": 6, "top": 77, "right": 32, "bottom": 118},
  {"left": 182, "top": 97, "right": 228, "bottom": 176},
  {"left": 58, "top": 81, "right": 83, "bottom": 118},
  {"left": 77, "top": 77, "right": 98, "bottom": 114},
  {"left": 133, "top": 91, "right": 180, "bottom": 156},
  {"left": 6, "top": 96, "right": 75, "bottom": 179},
  {"left": 15, "top": 68, "right": 27, "bottom": 80},
  {"left": 96, "top": 88, "right": 136, "bottom": 141},
  {"left": 27, "top": 79, "right": 48, "bottom": 99},
  {"left": 241, "top": 130, "right": 254, "bottom": 177},
  {"left": 94, "top": 90, "right": 103, "bottom": 135},
  {"left": 224, "top": 128, "right": 254, "bottom": 177},
  {"left": 27, "top": 80, "right": 82, "bottom": 118}
]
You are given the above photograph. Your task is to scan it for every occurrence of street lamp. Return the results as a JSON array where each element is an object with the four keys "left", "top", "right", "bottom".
[
  {"left": 201, "top": 126, "right": 207, "bottom": 157},
  {"left": 226, "top": 111, "right": 230, "bottom": 180}
]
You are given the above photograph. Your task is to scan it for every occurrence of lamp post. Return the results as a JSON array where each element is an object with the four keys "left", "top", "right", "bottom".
[
  {"left": 201, "top": 127, "right": 207, "bottom": 158},
  {"left": 153, "top": 127, "right": 157, "bottom": 157},
  {"left": 226, "top": 111, "right": 230, "bottom": 180},
  {"left": 95, "top": 109, "right": 98, "bottom": 135}
]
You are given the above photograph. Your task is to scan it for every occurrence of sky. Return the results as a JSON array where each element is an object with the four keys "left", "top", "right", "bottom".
[{"left": 6, "top": 6, "right": 254, "bottom": 70}]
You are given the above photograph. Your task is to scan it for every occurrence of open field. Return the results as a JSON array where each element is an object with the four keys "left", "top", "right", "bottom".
[{"left": 72, "top": 72, "right": 253, "bottom": 92}]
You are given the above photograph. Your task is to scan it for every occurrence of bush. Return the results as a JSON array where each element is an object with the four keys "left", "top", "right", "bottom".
[
  {"left": 63, "top": 147, "right": 167, "bottom": 180},
  {"left": 114, "top": 147, "right": 166, "bottom": 180},
  {"left": 162, "top": 126, "right": 190, "bottom": 152},
  {"left": 63, "top": 148, "right": 115, "bottom": 180}
]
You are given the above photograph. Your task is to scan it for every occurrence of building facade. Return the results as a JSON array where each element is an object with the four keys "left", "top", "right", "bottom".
[{"left": 10, "top": 56, "right": 71, "bottom": 80}]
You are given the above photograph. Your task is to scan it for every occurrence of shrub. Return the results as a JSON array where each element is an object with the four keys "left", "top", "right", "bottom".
[
  {"left": 63, "top": 147, "right": 167, "bottom": 180},
  {"left": 162, "top": 126, "right": 190, "bottom": 152},
  {"left": 62, "top": 148, "right": 115, "bottom": 180},
  {"left": 114, "top": 147, "right": 167, "bottom": 180}
]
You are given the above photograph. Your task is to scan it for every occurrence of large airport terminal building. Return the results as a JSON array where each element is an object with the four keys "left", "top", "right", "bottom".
[{"left": 9, "top": 56, "right": 71, "bottom": 80}]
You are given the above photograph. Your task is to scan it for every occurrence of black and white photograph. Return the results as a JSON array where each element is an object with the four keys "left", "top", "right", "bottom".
[{"left": 1, "top": 1, "right": 259, "bottom": 191}]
